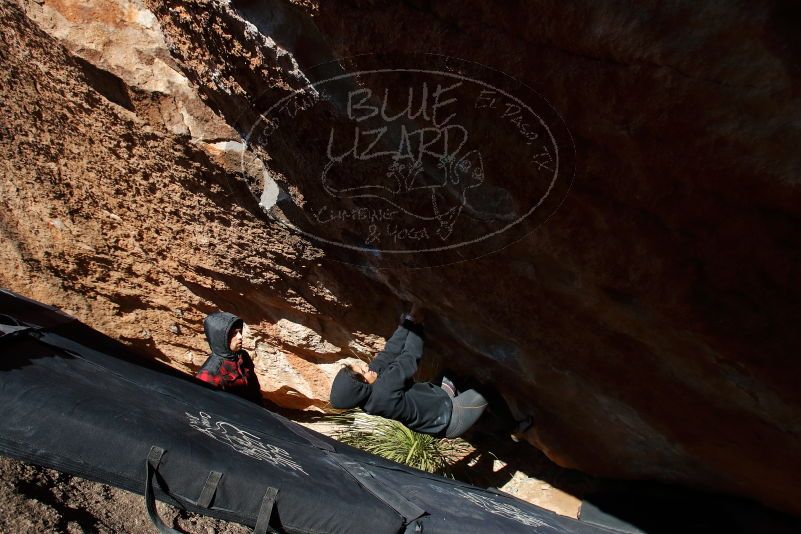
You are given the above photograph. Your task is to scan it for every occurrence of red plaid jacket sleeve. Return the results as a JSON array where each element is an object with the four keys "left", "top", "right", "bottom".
[
  {"left": 196, "top": 356, "right": 250, "bottom": 392},
  {"left": 196, "top": 367, "right": 224, "bottom": 387}
]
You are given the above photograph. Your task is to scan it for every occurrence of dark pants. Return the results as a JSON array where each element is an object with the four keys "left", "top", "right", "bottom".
[
  {"left": 377, "top": 322, "right": 487, "bottom": 438},
  {"left": 443, "top": 388, "right": 488, "bottom": 438}
]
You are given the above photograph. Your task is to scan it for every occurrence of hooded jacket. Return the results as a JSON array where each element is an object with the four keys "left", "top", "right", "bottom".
[
  {"left": 330, "top": 319, "right": 452, "bottom": 436},
  {"left": 195, "top": 312, "right": 262, "bottom": 405}
]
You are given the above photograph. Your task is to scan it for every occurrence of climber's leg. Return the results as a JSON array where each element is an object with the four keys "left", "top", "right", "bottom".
[{"left": 444, "top": 389, "right": 488, "bottom": 438}]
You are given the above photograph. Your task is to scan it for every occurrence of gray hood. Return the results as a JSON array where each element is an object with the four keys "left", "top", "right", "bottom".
[{"left": 203, "top": 311, "right": 243, "bottom": 360}]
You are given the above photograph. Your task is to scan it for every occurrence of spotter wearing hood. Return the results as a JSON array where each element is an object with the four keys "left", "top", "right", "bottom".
[{"left": 203, "top": 311, "right": 243, "bottom": 360}]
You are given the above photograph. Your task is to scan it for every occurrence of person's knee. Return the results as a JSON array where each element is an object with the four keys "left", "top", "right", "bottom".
[
  {"left": 458, "top": 389, "right": 488, "bottom": 409},
  {"left": 445, "top": 412, "right": 464, "bottom": 439}
]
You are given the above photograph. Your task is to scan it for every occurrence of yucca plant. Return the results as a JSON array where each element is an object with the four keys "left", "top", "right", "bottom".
[{"left": 326, "top": 409, "right": 472, "bottom": 475}]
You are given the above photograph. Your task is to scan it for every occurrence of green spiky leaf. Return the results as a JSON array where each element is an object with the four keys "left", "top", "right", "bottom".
[{"left": 325, "top": 410, "right": 471, "bottom": 475}]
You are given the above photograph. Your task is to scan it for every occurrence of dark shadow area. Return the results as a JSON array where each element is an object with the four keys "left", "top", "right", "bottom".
[
  {"left": 267, "top": 385, "right": 330, "bottom": 411},
  {"left": 451, "top": 399, "right": 597, "bottom": 498},
  {"left": 173, "top": 261, "right": 406, "bottom": 367},
  {"left": 457, "top": 413, "right": 801, "bottom": 534},
  {"left": 170, "top": 142, "right": 268, "bottom": 223},
  {"left": 16, "top": 476, "right": 102, "bottom": 533},
  {"left": 293, "top": 361, "right": 801, "bottom": 534},
  {"left": 577, "top": 482, "right": 801, "bottom": 534},
  {"left": 74, "top": 56, "right": 135, "bottom": 112},
  {"left": 231, "top": 0, "right": 339, "bottom": 79},
  {"left": 0, "top": 335, "right": 78, "bottom": 373}
]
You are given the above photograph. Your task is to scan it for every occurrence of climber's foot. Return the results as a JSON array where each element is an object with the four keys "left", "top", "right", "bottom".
[
  {"left": 440, "top": 376, "right": 457, "bottom": 398},
  {"left": 510, "top": 415, "right": 533, "bottom": 442}
]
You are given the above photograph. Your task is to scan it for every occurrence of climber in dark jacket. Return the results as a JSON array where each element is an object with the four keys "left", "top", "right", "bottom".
[
  {"left": 329, "top": 306, "right": 488, "bottom": 438},
  {"left": 195, "top": 311, "right": 263, "bottom": 406}
]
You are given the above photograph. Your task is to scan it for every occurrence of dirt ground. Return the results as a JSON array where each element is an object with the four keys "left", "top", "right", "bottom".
[{"left": 0, "top": 456, "right": 249, "bottom": 534}]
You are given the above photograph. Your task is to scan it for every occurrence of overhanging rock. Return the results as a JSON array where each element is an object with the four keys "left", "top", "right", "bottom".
[{"left": 0, "top": 289, "right": 613, "bottom": 533}]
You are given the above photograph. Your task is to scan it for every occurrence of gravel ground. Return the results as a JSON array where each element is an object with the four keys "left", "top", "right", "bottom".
[{"left": 0, "top": 456, "right": 249, "bottom": 534}]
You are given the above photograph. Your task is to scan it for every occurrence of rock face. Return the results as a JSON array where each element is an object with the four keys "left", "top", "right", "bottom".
[
  {"left": 2, "top": 0, "right": 801, "bottom": 518},
  {"left": 2, "top": 0, "right": 392, "bottom": 412}
]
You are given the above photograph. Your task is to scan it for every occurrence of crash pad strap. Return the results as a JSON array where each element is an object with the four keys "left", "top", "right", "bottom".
[
  {"left": 197, "top": 470, "right": 223, "bottom": 508},
  {"left": 145, "top": 446, "right": 181, "bottom": 534},
  {"left": 0, "top": 313, "right": 23, "bottom": 326},
  {"left": 0, "top": 323, "right": 32, "bottom": 337},
  {"left": 253, "top": 487, "right": 279, "bottom": 534},
  {"left": 335, "top": 459, "right": 426, "bottom": 523},
  {"left": 0, "top": 314, "right": 38, "bottom": 338}
]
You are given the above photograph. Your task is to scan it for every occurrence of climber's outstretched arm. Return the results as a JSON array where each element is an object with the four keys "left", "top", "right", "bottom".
[
  {"left": 369, "top": 305, "right": 425, "bottom": 375},
  {"left": 376, "top": 326, "right": 424, "bottom": 389}
]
